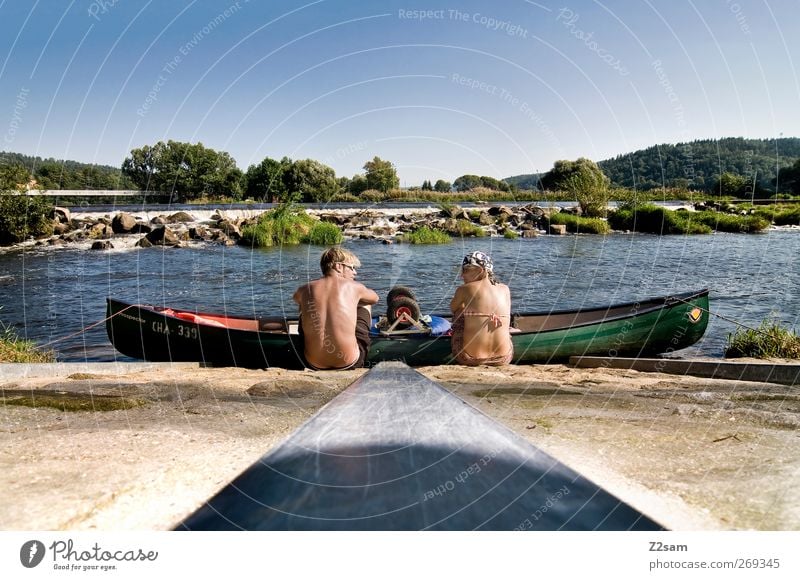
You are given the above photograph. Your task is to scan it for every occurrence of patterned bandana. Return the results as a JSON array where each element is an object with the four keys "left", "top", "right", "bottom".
[{"left": 462, "top": 251, "right": 493, "bottom": 273}]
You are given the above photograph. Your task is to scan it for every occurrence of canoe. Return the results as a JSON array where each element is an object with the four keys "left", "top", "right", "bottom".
[{"left": 106, "top": 289, "right": 709, "bottom": 368}]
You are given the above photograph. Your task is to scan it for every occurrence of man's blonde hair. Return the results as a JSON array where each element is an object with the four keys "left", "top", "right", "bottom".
[{"left": 320, "top": 247, "right": 361, "bottom": 274}]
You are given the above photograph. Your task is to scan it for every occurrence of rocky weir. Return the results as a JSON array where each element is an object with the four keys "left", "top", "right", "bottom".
[{"left": 34, "top": 204, "right": 573, "bottom": 251}]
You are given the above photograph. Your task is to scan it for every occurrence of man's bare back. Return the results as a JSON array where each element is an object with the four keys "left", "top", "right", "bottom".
[{"left": 293, "top": 248, "right": 378, "bottom": 370}]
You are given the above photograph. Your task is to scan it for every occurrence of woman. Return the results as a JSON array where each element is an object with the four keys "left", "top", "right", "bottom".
[{"left": 450, "top": 251, "right": 514, "bottom": 366}]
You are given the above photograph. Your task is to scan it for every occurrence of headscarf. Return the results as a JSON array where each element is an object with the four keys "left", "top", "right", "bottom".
[{"left": 462, "top": 251, "right": 498, "bottom": 284}]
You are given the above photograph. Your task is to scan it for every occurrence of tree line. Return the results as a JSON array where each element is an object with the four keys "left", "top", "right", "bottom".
[{"left": 508, "top": 137, "right": 800, "bottom": 196}]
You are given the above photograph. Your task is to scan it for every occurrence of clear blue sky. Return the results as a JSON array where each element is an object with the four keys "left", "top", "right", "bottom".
[{"left": 1, "top": 0, "right": 798, "bottom": 185}]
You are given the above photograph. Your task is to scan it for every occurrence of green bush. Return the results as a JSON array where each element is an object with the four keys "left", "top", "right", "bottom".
[
  {"left": 0, "top": 316, "right": 55, "bottom": 363},
  {"left": 608, "top": 204, "right": 711, "bottom": 234},
  {"left": 0, "top": 195, "right": 54, "bottom": 246},
  {"left": 447, "top": 219, "right": 485, "bottom": 237},
  {"left": 548, "top": 212, "right": 610, "bottom": 234},
  {"left": 725, "top": 318, "right": 800, "bottom": 359},
  {"left": 239, "top": 203, "right": 315, "bottom": 247},
  {"left": 693, "top": 211, "right": 770, "bottom": 233},
  {"left": 503, "top": 229, "right": 519, "bottom": 239},
  {"left": 401, "top": 226, "right": 451, "bottom": 244},
  {"left": 303, "top": 221, "right": 343, "bottom": 245}
]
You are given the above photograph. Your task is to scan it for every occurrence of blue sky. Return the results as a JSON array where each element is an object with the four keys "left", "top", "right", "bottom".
[{"left": 1, "top": 0, "right": 798, "bottom": 185}]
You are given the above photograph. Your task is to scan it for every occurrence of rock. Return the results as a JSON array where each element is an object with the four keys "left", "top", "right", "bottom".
[
  {"left": 136, "top": 237, "right": 153, "bottom": 248},
  {"left": 488, "top": 205, "right": 514, "bottom": 218},
  {"left": 112, "top": 212, "right": 138, "bottom": 233},
  {"left": 477, "top": 212, "right": 494, "bottom": 226},
  {"left": 88, "top": 223, "right": 113, "bottom": 239},
  {"left": 47, "top": 238, "right": 67, "bottom": 246},
  {"left": 52, "top": 222, "right": 70, "bottom": 235},
  {"left": 189, "top": 225, "right": 209, "bottom": 240},
  {"left": 90, "top": 241, "right": 114, "bottom": 250},
  {"left": 167, "top": 211, "right": 195, "bottom": 223},
  {"left": 144, "top": 226, "right": 181, "bottom": 247},
  {"left": 522, "top": 230, "right": 539, "bottom": 238},
  {"left": 52, "top": 206, "right": 71, "bottom": 223},
  {"left": 130, "top": 222, "right": 152, "bottom": 234},
  {"left": 150, "top": 215, "right": 167, "bottom": 225},
  {"left": 561, "top": 206, "right": 582, "bottom": 215},
  {"left": 217, "top": 220, "right": 241, "bottom": 239},
  {"left": 549, "top": 224, "right": 568, "bottom": 235}
]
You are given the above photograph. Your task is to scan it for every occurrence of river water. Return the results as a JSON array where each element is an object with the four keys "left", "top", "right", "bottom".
[{"left": 0, "top": 207, "right": 797, "bottom": 362}]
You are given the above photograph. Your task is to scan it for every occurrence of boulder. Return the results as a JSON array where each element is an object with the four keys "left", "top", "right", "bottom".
[
  {"left": 90, "top": 241, "right": 114, "bottom": 250},
  {"left": 217, "top": 220, "right": 241, "bottom": 239},
  {"left": 88, "top": 223, "right": 113, "bottom": 239},
  {"left": 150, "top": 215, "right": 167, "bottom": 225},
  {"left": 549, "top": 224, "right": 568, "bottom": 235},
  {"left": 488, "top": 205, "right": 514, "bottom": 218},
  {"left": 477, "top": 212, "right": 495, "bottom": 226},
  {"left": 112, "top": 212, "right": 138, "bottom": 233},
  {"left": 52, "top": 206, "right": 71, "bottom": 223},
  {"left": 189, "top": 225, "right": 209, "bottom": 240},
  {"left": 130, "top": 222, "right": 152, "bottom": 234},
  {"left": 144, "top": 226, "right": 181, "bottom": 247},
  {"left": 522, "top": 230, "right": 539, "bottom": 238},
  {"left": 52, "top": 222, "right": 70, "bottom": 235},
  {"left": 167, "top": 211, "right": 195, "bottom": 223},
  {"left": 136, "top": 237, "right": 153, "bottom": 248}
]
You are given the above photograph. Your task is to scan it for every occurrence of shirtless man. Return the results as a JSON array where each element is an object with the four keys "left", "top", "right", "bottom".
[
  {"left": 450, "top": 251, "right": 514, "bottom": 366},
  {"left": 293, "top": 247, "right": 379, "bottom": 370}
]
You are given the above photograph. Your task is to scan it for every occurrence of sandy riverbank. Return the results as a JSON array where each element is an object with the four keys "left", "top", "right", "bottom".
[{"left": 1, "top": 363, "right": 798, "bottom": 531}]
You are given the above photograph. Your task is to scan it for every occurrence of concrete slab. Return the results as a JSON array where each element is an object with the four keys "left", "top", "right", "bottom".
[{"left": 569, "top": 357, "right": 800, "bottom": 386}]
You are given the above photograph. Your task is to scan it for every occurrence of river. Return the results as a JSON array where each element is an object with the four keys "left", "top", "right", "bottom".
[{"left": 0, "top": 207, "right": 797, "bottom": 362}]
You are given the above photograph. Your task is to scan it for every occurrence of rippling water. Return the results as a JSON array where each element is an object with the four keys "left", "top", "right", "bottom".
[{"left": 0, "top": 227, "right": 797, "bottom": 362}]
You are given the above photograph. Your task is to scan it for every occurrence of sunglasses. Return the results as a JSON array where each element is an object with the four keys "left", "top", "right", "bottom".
[{"left": 337, "top": 262, "right": 357, "bottom": 273}]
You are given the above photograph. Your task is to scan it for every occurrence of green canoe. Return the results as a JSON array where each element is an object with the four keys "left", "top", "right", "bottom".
[{"left": 106, "top": 289, "right": 709, "bottom": 368}]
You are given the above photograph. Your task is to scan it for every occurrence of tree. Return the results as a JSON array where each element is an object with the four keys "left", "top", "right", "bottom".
[
  {"left": 421, "top": 179, "right": 433, "bottom": 191},
  {"left": 434, "top": 179, "right": 451, "bottom": 193},
  {"left": 452, "top": 174, "right": 481, "bottom": 191},
  {"left": 540, "top": 158, "right": 611, "bottom": 217},
  {"left": 282, "top": 159, "right": 340, "bottom": 202},
  {"left": 775, "top": 158, "right": 800, "bottom": 195},
  {"left": 363, "top": 157, "right": 399, "bottom": 192},
  {"left": 715, "top": 172, "right": 748, "bottom": 197},
  {"left": 245, "top": 156, "right": 290, "bottom": 201},
  {"left": 0, "top": 163, "right": 32, "bottom": 191},
  {"left": 348, "top": 174, "right": 368, "bottom": 195},
  {"left": 122, "top": 140, "right": 243, "bottom": 201}
]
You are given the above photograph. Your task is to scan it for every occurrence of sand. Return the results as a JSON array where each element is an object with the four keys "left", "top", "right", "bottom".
[{"left": 1, "top": 363, "right": 798, "bottom": 531}]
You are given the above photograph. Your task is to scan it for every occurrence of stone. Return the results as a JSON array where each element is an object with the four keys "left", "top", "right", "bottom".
[
  {"left": 52, "top": 222, "right": 70, "bottom": 235},
  {"left": 167, "top": 211, "right": 195, "bottom": 223},
  {"left": 549, "top": 224, "right": 567, "bottom": 235},
  {"left": 522, "top": 230, "right": 539, "bottom": 238},
  {"left": 189, "top": 226, "right": 209, "bottom": 240},
  {"left": 52, "top": 206, "right": 71, "bottom": 223},
  {"left": 130, "top": 222, "right": 152, "bottom": 234},
  {"left": 488, "top": 205, "right": 513, "bottom": 217},
  {"left": 478, "top": 212, "right": 494, "bottom": 226},
  {"left": 89, "top": 223, "right": 113, "bottom": 239},
  {"left": 150, "top": 215, "right": 167, "bottom": 225},
  {"left": 145, "top": 226, "right": 181, "bottom": 247},
  {"left": 136, "top": 237, "right": 153, "bottom": 248},
  {"left": 111, "top": 212, "right": 137, "bottom": 233},
  {"left": 90, "top": 241, "right": 114, "bottom": 250},
  {"left": 218, "top": 220, "right": 241, "bottom": 239}
]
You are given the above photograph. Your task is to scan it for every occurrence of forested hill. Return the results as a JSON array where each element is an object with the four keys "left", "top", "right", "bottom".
[
  {"left": 0, "top": 150, "right": 136, "bottom": 190},
  {"left": 506, "top": 137, "right": 800, "bottom": 192}
]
